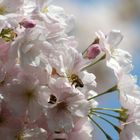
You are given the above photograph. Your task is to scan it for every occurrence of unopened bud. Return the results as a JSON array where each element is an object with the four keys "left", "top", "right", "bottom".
[
  {"left": 19, "top": 19, "right": 36, "bottom": 28},
  {"left": 86, "top": 44, "right": 101, "bottom": 59}
]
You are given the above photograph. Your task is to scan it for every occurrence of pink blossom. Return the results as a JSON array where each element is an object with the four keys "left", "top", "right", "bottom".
[
  {"left": 0, "top": 101, "right": 23, "bottom": 140},
  {"left": 68, "top": 118, "right": 92, "bottom": 140},
  {"left": 39, "top": 78, "right": 91, "bottom": 133},
  {"left": 3, "top": 73, "right": 46, "bottom": 121},
  {"left": 120, "top": 107, "right": 140, "bottom": 140}
]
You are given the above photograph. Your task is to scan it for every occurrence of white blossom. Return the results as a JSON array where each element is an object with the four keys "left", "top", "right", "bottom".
[{"left": 96, "top": 30, "right": 133, "bottom": 78}]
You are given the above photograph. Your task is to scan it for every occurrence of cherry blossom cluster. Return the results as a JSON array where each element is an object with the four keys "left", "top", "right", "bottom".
[{"left": 0, "top": 0, "right": 139, "bottom": 140}]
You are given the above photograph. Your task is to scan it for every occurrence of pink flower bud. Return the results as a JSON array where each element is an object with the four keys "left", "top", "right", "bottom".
[
  {"left": 19, "top": 19, "right": 36, "bottom": 28},
  {"left": 86, "top": 44, "right": 101, "bottom": 59}
]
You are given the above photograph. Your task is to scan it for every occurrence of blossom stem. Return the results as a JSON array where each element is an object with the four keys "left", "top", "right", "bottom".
[
  {"left": 82, "top": 54, "right": 106, "bottom": 70},
  {"left": 92, "top": 107, "right": 124, "bottom": 113},
  {"left": 88, "top": 115, "right": 113, "bottom": 140},
  {"left": 87, "top": 85, "right": 118, "bottom": 100},
  {"left": 90, "top": 110, "right": 126, "bottom": 122},
  {"left": 82, "top": 47, "right": 89, "bottom": 55},
  {"left": 93, "top": 113, "right": 122, "bottom": 133}
]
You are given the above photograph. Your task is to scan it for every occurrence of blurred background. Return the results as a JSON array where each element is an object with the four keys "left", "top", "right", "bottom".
[{"left": 51, "top": 0, "right": 140, "bottom": 139}]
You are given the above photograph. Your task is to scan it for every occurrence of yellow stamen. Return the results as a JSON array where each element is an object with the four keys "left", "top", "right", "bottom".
[
  {"left": 15, "top": 132, "right": 24, "bottom": 140},
  {"left": 0, "top": 5, "right": 6, "bottom": 15},
  {"left": 42, "top": 6, "right": 48, "bottom": 13},
  {"left": 25, "top": 89, "right": 36, "bottom": 102},
  {"left": 0, "top": 28, "right": 17, "bottom": 42}
]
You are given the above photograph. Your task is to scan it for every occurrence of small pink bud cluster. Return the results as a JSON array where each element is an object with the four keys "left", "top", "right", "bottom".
[{"left": 87, "top": 44, "right": 101, "bottom": 59}]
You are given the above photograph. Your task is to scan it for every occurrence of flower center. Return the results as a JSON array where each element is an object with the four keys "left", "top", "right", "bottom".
[
  {"left": 48, "top": 95, "right": 57, "bottom": 104},
  {"left": 0, "top": 28, "right": 17, "bottom": 42},
  {"left": 0, "top": 5, "right": 6, "bottom": 15},
  {"left": 25, "top": 89, "right": 36, "bottom": 101},
  {"left": 120, "top": 108, "right": 128, "bottom": 122},
  {"left": 15, "top": 132, "right": 24, "bottom": 140},
  {"left": 0, "top": 79, "right": 5, "bottom": 87},
  {"left": 57, "top": 102, "right": 68, "bottom": 111},
  {"left": 42, "top": 6, "right": 48, "bottom": 13}
]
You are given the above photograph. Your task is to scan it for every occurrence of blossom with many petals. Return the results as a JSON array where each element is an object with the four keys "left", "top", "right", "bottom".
[
  {"left": 96, "top": 30, "right": 132, "bottom": 78},
  {"left": 117, "top": 73, "right": 140, "bottom": 140},
  {"left": 39, "top": 78, "right": 92, "bottom": 132}
]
